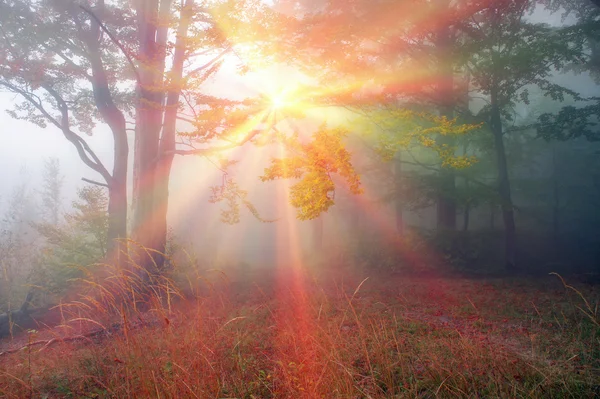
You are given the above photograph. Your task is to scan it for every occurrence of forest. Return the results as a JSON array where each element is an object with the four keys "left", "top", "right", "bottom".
[{"left": 0, "top": 0, "right": 599, "bottom": 397}]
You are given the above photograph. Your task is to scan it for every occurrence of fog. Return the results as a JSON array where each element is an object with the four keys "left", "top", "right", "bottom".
[
  {"left": 1, "top": 61, "right": 598, "bottom": 270},
  {"left": 0, "top": 0, "right": 599, "bottom": 321}
]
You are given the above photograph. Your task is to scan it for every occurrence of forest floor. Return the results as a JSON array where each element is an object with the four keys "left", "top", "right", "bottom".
[{"left": 0, "top": 262, "right": 599, "bottom": 398}]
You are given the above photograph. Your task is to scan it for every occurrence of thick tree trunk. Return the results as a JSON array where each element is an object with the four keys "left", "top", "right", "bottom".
[
  {"left": 132, "top": 122, "right": 163, "bottom": 276},
  {"left": 132, "top": 0, "right": 191, "bottom": 277},
  {"left": 132, "top": 0, "right": 168, "bottom": 277},
  {"left": 490, "top": 89, "right": 517, "bottom": 271},
  {"left": 151, "top": 0, "right": 193, "bottom": 273},
  {"left": 394, "top": 151, "right": 404, "bottom": 236}
]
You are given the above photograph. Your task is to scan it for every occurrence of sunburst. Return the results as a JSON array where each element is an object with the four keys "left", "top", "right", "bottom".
[{"left": 270, "top": 91, "right": 290, "bottom": 111}]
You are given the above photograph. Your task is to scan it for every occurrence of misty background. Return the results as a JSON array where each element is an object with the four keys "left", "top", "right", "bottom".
[
  {"left": 2, "top": 63, "right": 598, "bottom": 269},
  {"left": 0, "top": 0, "right": 599, "bottom": 316}
]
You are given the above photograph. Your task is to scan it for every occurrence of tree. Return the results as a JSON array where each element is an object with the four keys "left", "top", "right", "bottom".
[
  {"left": 260, "top": 126, "right": 363, "bottom": 220},
  {"left": 537, "top": 0, "right": 600, "bottom": 142},
  {"left": 0, "top": 0, "right": 129, "bottom": 264},
  {"left": 0, "top": 169, "right": 38, "bottom": 312},
  {"left": 0, "top": 0, "right": 284, "bottom": 276},
  {"left": 35, "top": 184, "right": 109, "bottom": 296},
  {"left": 347, "top": 107, "right": 479, "bottom": 237},
  {"left": 272, "top": 0, "right": 594, "bottom": 272},
  {"left": 1, "top": 0, "right": 367, "bottom": 282},
  {"left": 459, "top": 0, "right": 589, "bottom": 270},
  {"left": 39, "top": 157, "right": 64, "bottom": 226}
]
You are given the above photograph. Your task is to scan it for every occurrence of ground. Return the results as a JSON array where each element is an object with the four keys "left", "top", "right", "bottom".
[{"left": 0, "top": 262, "right": 599, "bottom": 398}]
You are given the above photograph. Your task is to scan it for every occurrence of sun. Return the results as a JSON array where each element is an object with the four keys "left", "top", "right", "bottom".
[
  {"left": 270, "top": 93, "right": 288, "bottom": 110},
  {"left": 269, "top": 89, "right": 294, "bottom": 112}
]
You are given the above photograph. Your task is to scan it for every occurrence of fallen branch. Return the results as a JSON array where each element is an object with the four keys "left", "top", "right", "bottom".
[
  {"left": 0, "top": 327, "right": 110, "bottom": 357},
  {"left": 0, "top": 310, "right": 166, "bottom": 356}
]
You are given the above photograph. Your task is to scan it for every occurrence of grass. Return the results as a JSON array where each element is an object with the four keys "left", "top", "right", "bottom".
[{"left": 0, "top": 260, "right": 599, "bottom": 398}]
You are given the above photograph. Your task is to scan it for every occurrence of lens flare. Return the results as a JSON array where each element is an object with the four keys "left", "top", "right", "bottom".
[{"left": 270, "top": 92, "right": 289, "bottom": 110}]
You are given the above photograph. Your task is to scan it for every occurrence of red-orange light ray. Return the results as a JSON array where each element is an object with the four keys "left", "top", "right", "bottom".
[{"left": 270, "top": 141, "right": 324, "bottom": 393}]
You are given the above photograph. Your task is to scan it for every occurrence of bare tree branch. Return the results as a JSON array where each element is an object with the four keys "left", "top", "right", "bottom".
[
  {"left": 0, "top": 80, "right": 112, "bottom": 184},
  {"left": 81, "top": 178, "right": 110, "bottom": 188},
  {"left": 176, "top": 115, "right": 197, "bottom": 124},
  {"left": 42, "top": 84, "right": 112, "bottom": 183},
  {"left": 169, "top": 128, "right": 263, "bottom": 157},
  {"left": 184, "top": 47, "right": 231, "bottom": 80}
]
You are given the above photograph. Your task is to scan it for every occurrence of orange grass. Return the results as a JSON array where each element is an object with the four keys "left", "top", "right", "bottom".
[{"left": 1, "top": 260, "right": 599, "bottom": 398}]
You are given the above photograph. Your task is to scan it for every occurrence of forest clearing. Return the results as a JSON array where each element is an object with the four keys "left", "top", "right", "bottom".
[
  {"left": 1, "top": 258, "right": 599, "bottom": 398},
  {"left": 1, "top": 0, "right": 599, "bottom": 397}
]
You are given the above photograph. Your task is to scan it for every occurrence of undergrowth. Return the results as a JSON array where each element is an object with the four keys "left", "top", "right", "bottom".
[{"left": 0, "top": 258, "right": 599, "bottom": 398}]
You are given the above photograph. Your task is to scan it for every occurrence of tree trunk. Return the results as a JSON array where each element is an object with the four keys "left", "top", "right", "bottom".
[
  {"left": 106, "top": 172, "right": 128, "bottom": 263},
  {"left": 462, "top": 164, "right": 470, "bottom": 232},
  {"left": 394, "top": 151, "right": 404, "bottom": 236},
  {"left": 435, "top": 0, "right": 457, "bottom": 231},
  {"left": 437, "top": 169, "right": 457, "bottom": 230},
  {"left": 131, "top": 0, "right": 169, "bottom": 276},
  {"left": 86, "top": 1, "right": 129, "bottom": 264},
  {"left": 152, "top": 0, "right": 193, "bottom": 273},
  {"left": 463, "top": 177, "right": 470, "bottom": 232},
  {"left": 132, "top": 0, "right": 194, "bottom": 276},
  {"left": 490, "top": 88, "right": 517, "bottom": 271},
  {"left": 552, "top": 144, "right": 560, "bottom": 244}
]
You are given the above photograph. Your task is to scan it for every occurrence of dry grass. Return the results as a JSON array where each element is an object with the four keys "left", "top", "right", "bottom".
[{"left": 0, "top": 260, "right": 599, "bottom": 398}]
